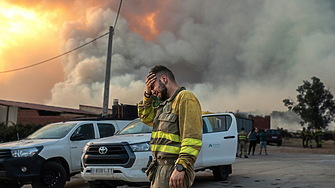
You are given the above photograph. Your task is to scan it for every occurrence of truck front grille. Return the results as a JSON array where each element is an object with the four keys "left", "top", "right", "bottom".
[
  {"left": 0, "top": 149, "right": 11, "bottom": 158},
  {"left": 83, "top": 142, "right": 135, "bottom": 168}
]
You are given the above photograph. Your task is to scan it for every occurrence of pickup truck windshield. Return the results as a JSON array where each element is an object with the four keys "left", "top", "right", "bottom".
[
  {"left": 118, "top": 119, "right": 152, "bottom": 135},
  {"left": 27, "top": 123, "right": 77, "bottom": 139}
]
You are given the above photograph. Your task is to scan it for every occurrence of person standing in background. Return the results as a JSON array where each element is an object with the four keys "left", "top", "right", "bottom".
[
  {"left": 238, "top": 127, "right": 248, "bottom": 158},
  {"left": 301, "top": 127, "right": 306, "bottom": 148},
  {"left": 315, "top": 128, "right": 323, "bottom": 148},
  {"left": 305, "top": 127, "right": 313, "bottom": 149},
  {"left": 259, "top": 129, "right": 268, "bottom": 155},
  {"left": 248, "top": 128, "right": 257, "bottom": 155}
]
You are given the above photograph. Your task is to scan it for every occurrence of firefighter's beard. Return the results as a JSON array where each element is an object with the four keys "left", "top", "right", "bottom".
[{"left": 158, "top": 80, "right": 168, "bottom": 101}]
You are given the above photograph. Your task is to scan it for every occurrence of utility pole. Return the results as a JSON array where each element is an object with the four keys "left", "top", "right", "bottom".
[{"left": 102, "top": 26, "right": 115, "bottom": 118}]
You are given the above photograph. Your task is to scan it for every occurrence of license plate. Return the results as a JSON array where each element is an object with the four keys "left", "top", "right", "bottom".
[
  {"left": 272, "top": 136, "right": 277, "bottom": 139},
  {"left": 91, "top": 168, "right": 113, "bottom": 174}
]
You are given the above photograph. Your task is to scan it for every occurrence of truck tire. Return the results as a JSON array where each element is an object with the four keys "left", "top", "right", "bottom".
[
  {"left": 277, "top": 141, "right": 282, "bottom": 146},
  {"left": 213, "top": 165, "right": 229, "bottom": 181},
  {"left": 31, "top": 161, "right": 66, "bottom": 188}
]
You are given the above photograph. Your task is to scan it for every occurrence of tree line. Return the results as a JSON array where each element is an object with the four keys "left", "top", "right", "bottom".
[{"left": 0, "top": 123, "right": 45, "bottom": 143}]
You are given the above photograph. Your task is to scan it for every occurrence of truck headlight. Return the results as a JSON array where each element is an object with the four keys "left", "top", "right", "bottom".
[
  {"left": 82, "top": 143, "right": 90, "bottom": 154},
  {"left": 11, "top": 146, "right": 43, "bottom": 157},
  {"left": 129, "top": 142, "right": 151, "bottom": 152}
]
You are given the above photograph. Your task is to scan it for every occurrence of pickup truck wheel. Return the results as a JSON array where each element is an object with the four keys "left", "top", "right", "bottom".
[
  {"left": 32, "top": 161, "right": 66, "bottom": 188},
  {"left": 213, "top": 165, "right": 229, "bottom": 181}
]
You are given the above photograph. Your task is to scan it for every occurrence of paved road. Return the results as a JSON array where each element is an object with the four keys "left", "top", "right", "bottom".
[
  {"left": 193, "top": 153, "right": 335, "bottom": 188},
  {"left": 23, "top": 152, "right": 335, "bottom": 188}
]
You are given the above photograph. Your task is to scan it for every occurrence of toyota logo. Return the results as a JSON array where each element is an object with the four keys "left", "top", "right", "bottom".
[{"left": 98, "top": 146, "right": 108, "bottom": 155}]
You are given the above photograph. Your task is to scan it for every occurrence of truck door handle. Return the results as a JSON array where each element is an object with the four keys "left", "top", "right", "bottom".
[
  {"left": 71, "top": 146, "right": 77, "bottom": 149},
  {"left": 224, "top": 136, "right": 235, "bottom": 139}
]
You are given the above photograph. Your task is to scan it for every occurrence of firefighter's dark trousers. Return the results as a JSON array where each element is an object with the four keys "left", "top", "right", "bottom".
[
  {"left": 306, "top": 136, "right": 313, "bottom": 148},
  {"left": 316, "top": 135, "right": 322, "bottom": 147},
  {"left": 239, "top": 140, "right": 247, "bottom": 156},
  {"left": 302, "top": 137, "right": 306, "bottom": 147}
]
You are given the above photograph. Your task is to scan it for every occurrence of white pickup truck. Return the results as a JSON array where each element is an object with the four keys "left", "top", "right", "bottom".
[
  {"left": 0, "top": 119, "right": 131, "bottom": 188},
  {"left": 81, "top": 113, "right": 238, "bottom": 188}
]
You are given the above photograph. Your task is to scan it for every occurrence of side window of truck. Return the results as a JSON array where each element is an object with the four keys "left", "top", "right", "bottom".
[
  {"left": 97, "top": 123, "right": 116, "bottom": 138},
  {"left": 203, "top": 115, "right": 232, "bottom": 133},
  {"left": 73, "top": 123, "right": 95, "bottom": 140}
]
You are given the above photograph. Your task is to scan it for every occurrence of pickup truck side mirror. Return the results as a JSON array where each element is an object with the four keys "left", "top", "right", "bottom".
[{"left": 70, "top": 134, "right": 84, "bottom": 141}]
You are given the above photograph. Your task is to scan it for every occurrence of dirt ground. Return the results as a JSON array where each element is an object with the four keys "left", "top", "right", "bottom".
[{"left": 266, "top": 138, "right": 335, "bottom": 155}]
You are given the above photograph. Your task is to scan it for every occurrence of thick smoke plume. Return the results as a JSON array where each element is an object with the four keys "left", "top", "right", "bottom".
[{"left": 9, "top": 0, "right": 335, "bottom": 131}]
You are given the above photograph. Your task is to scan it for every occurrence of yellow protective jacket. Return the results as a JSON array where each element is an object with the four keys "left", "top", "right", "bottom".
[
  {"left": 301, "top": 130, "right": 305, "bottom": 138},
  {"left": 304, "top": 129, "right": 313, "bottom": 137},
  {"left": 138, "top": 87, "right": 202, "bottom": 169},
  {"left": 238, "top": 130, "right": 247, "bottom": 142},
  {"left": 315, "top": 129, "right": 323, "bottom": 136}
]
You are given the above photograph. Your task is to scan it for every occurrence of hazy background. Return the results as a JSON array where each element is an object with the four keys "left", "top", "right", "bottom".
[{"left": 1, "top": 0, "right": 335, "bottom": 131}]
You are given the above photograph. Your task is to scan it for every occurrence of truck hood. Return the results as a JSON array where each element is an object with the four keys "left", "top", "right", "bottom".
[
  {"left": 0, "top": 139, "right": 59, "bottom": 149},
  {"left": 89, "top": 133, "right": 151, "bottom": 145}
]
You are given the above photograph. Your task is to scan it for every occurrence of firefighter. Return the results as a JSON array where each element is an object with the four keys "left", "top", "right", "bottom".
[
  {"left": 305, "top": 127, "right": 313, "bottom": 149},
  {"left": 238, "top": 127, "right": 248, "bottom": 158},
  {"left": 315, "top": 128, "right": 323, "bottom": 148},
  {"left": 301, "top": 127, "right": 306, "bottom": 148},
  {"left": 138, "top": 65, "right": 202, "bottom": 188}
]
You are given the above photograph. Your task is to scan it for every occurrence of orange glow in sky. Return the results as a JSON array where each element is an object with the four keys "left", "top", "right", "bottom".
[
  {"left": 0, "top": 5, "right": 41, "bottom": 47},
  {"left": 0, "top": 0, "right": 165, "bottom": 105},
  {"left": 146, "top": 12, "right": 159, "bottom": 39},
  {"left": 129, "top": 12, "right": 160, "bottom": 41},
  {"left": 0, "top": 2, "right": 65, "bottom": 71}
]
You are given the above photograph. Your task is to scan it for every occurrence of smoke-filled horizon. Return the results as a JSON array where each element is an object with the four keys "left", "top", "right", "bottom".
[{"left": 1, "top": 0, "right": 335, "bottom": 130}]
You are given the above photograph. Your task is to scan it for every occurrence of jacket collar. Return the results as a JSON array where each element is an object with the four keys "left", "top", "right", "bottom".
[
  {"left": 167, "top": 87, "right": 185, "bottom": 102},
  {"left": 159, "top": 87, "right": 186, "bottom": 106}
]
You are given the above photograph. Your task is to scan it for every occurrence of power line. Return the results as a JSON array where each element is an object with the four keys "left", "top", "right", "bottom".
[
  {"left": 114, "top": 0, "right": 123, "bottom": 28},
  {"left": 0, "top": 32, "right": 109, "bottom": 74}
]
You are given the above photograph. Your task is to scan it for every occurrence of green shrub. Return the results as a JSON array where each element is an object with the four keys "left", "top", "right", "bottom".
[{"left": 0, "top": 123, "right": 45, "bottom": 143}]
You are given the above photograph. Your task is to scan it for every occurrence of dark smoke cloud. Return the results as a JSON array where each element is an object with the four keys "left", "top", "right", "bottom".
[{"left": 43, "top": 0, "right": 335, "bottom": 130}]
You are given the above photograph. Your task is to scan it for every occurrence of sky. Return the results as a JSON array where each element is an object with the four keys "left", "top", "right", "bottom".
[{"left": 1, "top": 0, "right": 335, "bottom": 131}]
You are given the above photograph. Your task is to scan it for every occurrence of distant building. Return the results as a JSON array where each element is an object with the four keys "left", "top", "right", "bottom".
[
  {"left": 249, "top": 115, "right": 271, "bottom": 131},
  {"left": 236, "top": 116, "right": 254, "bottom": 134},
  {"left": 79, "top": 99, "right": 138, "bottom": 120},
  {"left": 0, "top": 99, "right": 98, "bottom": 126},
  {"left": 111, "top": 99, "right": 138, "bottom": 119}
]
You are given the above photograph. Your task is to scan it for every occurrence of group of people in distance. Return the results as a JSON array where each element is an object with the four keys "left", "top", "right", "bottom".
[
  {"left": 237, "top": 127, "right": 268, "bottom": 158},
  {"left": 300, "top": 127, "right": 324, "bottom": 148}
]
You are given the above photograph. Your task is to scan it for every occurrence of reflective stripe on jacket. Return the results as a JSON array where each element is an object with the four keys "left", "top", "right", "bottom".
[
  {"left": 138, "top": 87, "right": 203, "bottom": 168},
  {"left": 301, "top": 130, "right": 305, "bottom": 138},
  {"left": 315, "top": 129, "right": 323, "bottom": 136},
  {"left": 238, "top": 131, "right": 247, "bottom": 141},
  {"left": 304, "top": 130, "right": 312, "bottom": 137}
]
